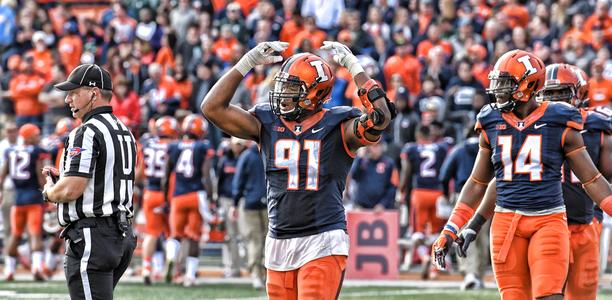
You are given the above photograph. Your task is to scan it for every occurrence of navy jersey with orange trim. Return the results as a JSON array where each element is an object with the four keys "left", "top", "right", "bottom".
[
  {"left": 563, "top": 107, "right": 611, "bottom": 224},
  {"left": 141, "top": 137, "right": 171, "bottom": 192},
  {"left": 6, "top": 145, "right": 49, "bottom": 206},
  {"left": 250, "top": 103, "right": 361, "bottom": 239},
  {"left": 476, "top": 101, "right": 583, "bottom": 211},
  {"left": 400, "top": 142, "right": 448, "bottom": 190},
  {"left": 167, "top": 139, "right": 214, "bottom": 196}
]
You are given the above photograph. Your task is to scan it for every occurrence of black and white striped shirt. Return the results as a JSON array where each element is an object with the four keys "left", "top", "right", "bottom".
[{"left": 58, "top": 106, "right": 137, "bottom": 226}]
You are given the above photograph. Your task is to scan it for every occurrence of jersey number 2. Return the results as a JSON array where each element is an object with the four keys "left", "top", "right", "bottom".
[
  {"left": 498, "top": 135, "right": 543, "bottom": 181},
  {"left": 274, "top": 139, "right": 321, "bottom": 190}
]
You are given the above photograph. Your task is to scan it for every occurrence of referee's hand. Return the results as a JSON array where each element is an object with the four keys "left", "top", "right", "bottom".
[{"left": 42, "top": 166, "right": 59, "bottom": 178}]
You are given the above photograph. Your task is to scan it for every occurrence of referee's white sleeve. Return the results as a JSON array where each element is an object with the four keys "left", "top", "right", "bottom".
[{"left": 65, "top": 125, "right": 99, "bottom": 178}]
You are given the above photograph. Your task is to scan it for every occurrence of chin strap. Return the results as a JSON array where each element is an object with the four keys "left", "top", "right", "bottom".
[{"left": 354, "top": 79, "right": 397, "bottom": 140}]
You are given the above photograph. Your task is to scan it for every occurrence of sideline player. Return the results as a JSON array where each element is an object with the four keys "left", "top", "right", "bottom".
[
  {"left": 137, "top": 116, "right": 179, "bottom": 285},
  {"left": 162, "top": 114, "right": 214, "bottom": 287},
  {"left": 201, "top": 41, "right": 394, "bottom": 299},
  {"left": 431, "top": 50, "right": 612, "bottom": 300},
  {"left": 0, "top": 124, "right": 49, "bottom": 280}
]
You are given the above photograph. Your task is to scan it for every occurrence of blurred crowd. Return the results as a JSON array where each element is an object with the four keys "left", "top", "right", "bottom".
[{"left": 0, "top": 0, "right": 610, "bottom": 285}]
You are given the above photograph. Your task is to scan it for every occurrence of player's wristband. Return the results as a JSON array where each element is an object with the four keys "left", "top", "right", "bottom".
[
  {"left": 465, "top": 213, "right": 487, "bottom": 233},
  {"left": 446, "top": 202, "right": 476, "bottom": 236}
]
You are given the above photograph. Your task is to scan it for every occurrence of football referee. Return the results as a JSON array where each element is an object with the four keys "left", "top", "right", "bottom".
[{"left": 41, "top": 64, "right": 137, "bottom": 300}]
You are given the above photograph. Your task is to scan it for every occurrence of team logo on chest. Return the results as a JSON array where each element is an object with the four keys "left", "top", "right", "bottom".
[
  {"left": 496, "top": 123, "right": 507, "bottom": 130},
  {"left": 294, "top": 124, "right": 302, "bottom": 134},
  {"left": 517, "top": 121, "right": 525, "bottom": 129}
]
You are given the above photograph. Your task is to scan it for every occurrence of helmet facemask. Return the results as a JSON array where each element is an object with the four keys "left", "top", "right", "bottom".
[
  {"left": 270, "top": 71, "right": 316, "bottom": 121},
  {"left": 536, "top": 84, "right": 576, "bottom": 104},
  {"left": 487, "top": 71, "right": 519, "bottom": 112}
]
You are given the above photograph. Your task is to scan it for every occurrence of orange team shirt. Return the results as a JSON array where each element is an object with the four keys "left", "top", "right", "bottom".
[
  {"left": 174, "top": 80, "right": 193, "bottom": 110},
  {"left": 9, "top": 73, "right": 46, "bottom": 116},
  {"left": 279, "top": 20, "right": 303, "bottom": 57},
  {"left": 26, "top": 49, "right": 54, "bottom": 81},
  {"left": 472, "top": 63, "right": 492, "bottom": 88},
  {"left": 383, "top": 55, "right": 422, "bottom": 96},
  {"left": 213, "top": 37, "right": 238, "bottom": 63},
  {"left": 560, "top": 28, "right": 590, "bottom": 49},
  {"left": 584, "top": 14, "right": 612, "bottom": 44},
  {"left": 155, "top": 46, "right": 176, "bottom": 76},
  {"left": 416, "top": 40, "right": 453, "bottom": 60},
  {"left": 588, "top": 78, "right": 612, "bottom": 107},
  {"left": 58, "top": 35, "right": 83, "bottom": 73},
  {"left": 155, "top": 76, "right": 178, "bottom": 105},
  {"left": 501, "top": 4, "right": 529, "bottom": 28},
  {"left": 290, "top": 29, "right": 327, "bottom": 54}
]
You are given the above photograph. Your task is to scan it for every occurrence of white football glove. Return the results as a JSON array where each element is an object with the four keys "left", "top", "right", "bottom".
[
  {"left": 320, "top": 41, "right": 364, "bottom": 77},
  {"left": 235, "top": 41, "right": 289, "bottom": 76}
]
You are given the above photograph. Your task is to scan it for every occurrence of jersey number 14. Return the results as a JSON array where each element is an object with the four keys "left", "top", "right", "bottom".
[
  {"left": 498, "top": 135, "right": 543, "bottom": 181},
  {"left": 274, "top": 139, "right": 321, "bottom": 191}
]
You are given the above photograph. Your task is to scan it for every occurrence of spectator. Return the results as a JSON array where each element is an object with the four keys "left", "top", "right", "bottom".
[
  {"left": 135, "top": 7, "right": 164, "bottom": 52},
  {"left": 26, "top": 31, "right": 54, "bottom": 81},
  {"left": 346, "top": 142, "right": 398, "bottom": 211},
  {"left": 57, "top": 22, "right": 83, "bottom": 74},
  {"left": 176, "top": 24, "right": 201, "bottom": 71},
  {"left": 500, "top": 0, "right": 529, "bottom": 29},
  {"left": 363, "top": 6, "right": 391, "bottom": 42},
  {"left": 155, "top": 31, "right": 177, "bottom": 76},
  {"left": 414, "top": 76, "right": 446, "bottom": 121},
  {"left": 510, "top": 26, "right": 530, "bottom": 51},
  {"left": 290, "top": 16, "right": 327, "bottom": 55},
  {"left": 391, "top": 7, "right": 413, "bottom": 44},
  {"left": 421, "top": 46, "right": 454, "bottom": 90},
  {"left": 110, "top": 75, "right": 140, "bottom": 128},
  {"left": 38, "top": 65, "right": 69, "bottom": 136},
  {"left": 169, "top": 0, "right": 197, "bottom": 41},
  {"left": 416, "top": 23, "right": 453, "bottom": 60},
  {"left": 468, "top": 44, "right": 491, "bottom": 88},
  {"left": 449, "top": 18, "right": 482, "bottom": 61},
  {"left": 301, "top": 0, "right": 344, "bottom": 31},
  {"left": 246, "top": 1, "right": 283, "bottom": 40},
  {"left": 191, "top": 62, "right": 217, "bottom": 112},
  {"left": 563, "top": 36, "right": 596, "bottom": 72},
  {"left": 231, "top": 142, "right": 267, "bottom": 290},
  {"left": 387, "top": 77, "right": 418, "bottom": 160},
  {"left": 0, "top": 55, "right": 19, "bottom": 124},
  {"left": 383, "top": 37, "right": 421, "bottom": 96},
  {"left": 416, "top": 0, "right": 435, "bottom": 38},
  {"left": 141, "top": 63, "right": 179, "bottom": 118},
  {"left": 213, "top": 24, "right": 240, "bottom": 64},
  {"left": 588, "top": 59, "right": 612, "bottom": 107},
  {"left": 0, "top": 0, "right": 16, "bottom": 54},
  {"left": 217, "top": 137, "right": 247, "bottom": 279},
  {"left": 344, "top": 10, "right": 374, "bottom": 55},
  {"left": 9, "top": 55, "right": 45, "bottom": 128},
  {"left": 584, "top": 0, "right": 611, "bottom": 45},
  {"left": 173, "top": 63, "right": 192, "bottom": 110},
  {"left": 109, "top": 2, "right": 137, "bottom": 44},
  {"left": 219, "top": 2, "right": 249, "bottom": 44},
  {"left": 0, "top": 121, "right": 18, "bottom": 255},
  {"left": 445, "top": 59, "right": 485, "bottom": 140}
]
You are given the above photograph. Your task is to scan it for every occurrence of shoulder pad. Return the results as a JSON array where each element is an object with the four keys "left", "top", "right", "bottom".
[
  {"left": 586, "top": 109, "right": 612, "bottom": 135},
  {"left": 325, "top": 106, "right": 362, "bottom": 127},
  {"left": 547, "top": 102, "right": 583, "bottom": 130},
  {"left": 249, "top": 103, "right": 275, "bottom": 124},
  {"left": 475, "top": 105, "right": 500, "bottom": 131}
]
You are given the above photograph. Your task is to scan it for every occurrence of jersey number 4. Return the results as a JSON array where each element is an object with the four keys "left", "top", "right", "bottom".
[
  {"left": 498, "top": 135, "right": 543, "bottom": 181},
  {"left": 274, "top": 139, "right": 321, "bottom": 191}
]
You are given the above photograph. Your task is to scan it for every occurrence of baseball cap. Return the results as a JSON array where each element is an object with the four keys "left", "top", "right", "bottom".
[{"left": 55, "top": 64, "right": 113, "bottom": 91}]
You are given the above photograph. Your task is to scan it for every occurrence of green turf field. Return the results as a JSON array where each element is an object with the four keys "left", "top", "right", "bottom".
[{"left": 2, "top": 281, "right": 612, "bottom": 300}]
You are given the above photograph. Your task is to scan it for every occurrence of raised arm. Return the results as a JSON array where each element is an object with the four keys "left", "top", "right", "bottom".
[
  {"left": 564, "top": 129, "right": 612, "bottom": 212},
  {"left": 201, "top": 42, "right": 289, "bottom": 141},
  {"left": 318, "top": 42, "right": 395, "bottom": 151}
]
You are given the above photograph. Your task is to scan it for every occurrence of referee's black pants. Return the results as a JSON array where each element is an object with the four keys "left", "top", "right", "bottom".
[{"left": 62, "top": 217, "right": 137, "bottom": 300}]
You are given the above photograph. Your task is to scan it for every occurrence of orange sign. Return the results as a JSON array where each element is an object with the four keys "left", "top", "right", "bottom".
[{"left": 346, "top": 211, "right": 399, "bottom": 279}]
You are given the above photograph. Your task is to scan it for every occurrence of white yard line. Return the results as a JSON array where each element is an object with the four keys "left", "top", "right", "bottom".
[{"left": 0, "top": 290, "right": 69, "bottom": 299}]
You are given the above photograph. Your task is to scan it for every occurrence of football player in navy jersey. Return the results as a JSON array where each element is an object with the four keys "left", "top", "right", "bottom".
[
  {"left": 455, "top": 64, "right": 612, "bottom": 300},
  {"left": 162, "top": 114, "right": 214, "bottom": 287},
  {"left": 136, "top": 116, "right": 179, "bottom": 285},
  {"left": 431, "top": 50, "right": 612, "bottom": 300},
  {"left": 0, "top": 124, "right": 49, "bottom": 281},
  {"left": 202, "top": 41, "right": 394, "bottom": 299}
]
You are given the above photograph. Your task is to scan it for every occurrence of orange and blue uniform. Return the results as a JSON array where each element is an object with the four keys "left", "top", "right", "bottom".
[
  {"left": 562, "top": 107, "right": 611, "bottom": 300},
  {"left": 141, "top": 137, "right": 171, "bottom": 237},
  {"left": 475, "top": 101, "right": 583, "bottom": 299}
]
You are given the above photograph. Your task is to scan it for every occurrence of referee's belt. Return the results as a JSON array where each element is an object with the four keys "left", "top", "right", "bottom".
[{"left": 60, "top": 213, "right": 132, "bottom": 242}]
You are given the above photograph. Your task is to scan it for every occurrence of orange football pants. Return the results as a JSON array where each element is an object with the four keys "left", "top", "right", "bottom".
[
  {"left": 490, "top": 211, "right": 569, "bottom": 299},
  {"left": 11, "top": 204, "right": 44, "bottom": 236},
  {"left": 142, "top": 190, "right": 169, "bottom": 237},
  {"left": 170, "top": 192, "right": 202, "bottom": 240},
  {"left": 566, "top": 223, "right": 600, "bottom": 300},
  {"left": 267, "top": 255, "right": 346, "bottom": 300},
  {"left": 410, "top": 189, "right": 444, "bottom": 234}
]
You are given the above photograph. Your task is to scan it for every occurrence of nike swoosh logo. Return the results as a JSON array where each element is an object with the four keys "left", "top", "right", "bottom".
[
  {"left": 312, "top": 127, "right": 324, "bottom": 133},
  {"left": 534, "top": 123, "right": 547, "bottom": 129},
  {"left": 580, "top": 130, "right": 587, "bottom": 134}
]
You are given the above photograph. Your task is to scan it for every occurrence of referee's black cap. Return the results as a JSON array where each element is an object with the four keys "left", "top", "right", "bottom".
[{"left": 55, "top": 64, "right": 113, "bottom": 91}]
